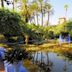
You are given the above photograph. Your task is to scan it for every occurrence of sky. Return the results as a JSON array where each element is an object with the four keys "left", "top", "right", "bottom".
[
  {"left": 49, "top": 0, "right": 72, "bottom": 25},
  {"left": 1, "top": 0, "right": 72, "bottom": 25}
]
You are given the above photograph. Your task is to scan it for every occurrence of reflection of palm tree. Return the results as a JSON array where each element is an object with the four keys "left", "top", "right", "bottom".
[
  {"left": 63, "top": 63, "right": 67, "bottom": 72},
  {"left": 32, "top": 51, "right": 36, "bottom": 64},
  {"left": 46, "top": 52, "right": 49, "bottom": 65},
  {"left": 36, "top": 52, "right": 39, "bottom": 64},
  {"left": 46, "top": 52, "right": 51, "bottom": 72},
  {"left": 63, "top": 57, "right": 67, "bottom": 72},
  {"left": 33, "top": 51, "right": 53, "bottom": 72}
]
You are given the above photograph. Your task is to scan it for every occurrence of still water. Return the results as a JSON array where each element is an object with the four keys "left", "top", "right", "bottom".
[{"left": 32, "top": 51, "right": 72, "bottom": 72}]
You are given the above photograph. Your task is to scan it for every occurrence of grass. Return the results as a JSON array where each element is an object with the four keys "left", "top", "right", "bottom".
[
  {"left": 25, "top": 42, "right": 72, "bottom": 52},
  {"left": 1, "top": 42, "right": 72, "bottom": 54}
]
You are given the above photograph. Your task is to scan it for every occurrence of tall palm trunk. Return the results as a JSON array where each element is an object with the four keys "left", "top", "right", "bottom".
[
  {"left": 1, "top": 0, "right": 4, "bottom": 7},
  {"left": 36, "top": 13, "right": 39, "bottom": 25},
  {"left": 33, "top": 13, "right": 36, "bottom": 24},
  {"left": 40, "top": 2, "right": 43, "bottom": 26},
  {"left": 42, "top": 12, "right": 43, "bottom": 26},
  {"left": 64, "top": 4, "right": 68, "bottom": 20},
  {"left": 25, "top": 35, "right": 29, "bottom": 45},
  {"left": 65, "top": 9, "right": 67, "bottom": 20},
  {"left": 13, "top": 0, "right": 14, "bottom": 10},
  {"left": 47, "top": 11, "right": 50, "bottom": 26},
  {"left": 34, "top": 16, "right": 36, "bottom": 24}
]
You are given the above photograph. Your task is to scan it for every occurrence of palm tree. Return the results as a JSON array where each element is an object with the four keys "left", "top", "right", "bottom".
[
  {"left": 37, "top": 0, "right": 51, "bottom": 26},
  {"left": 20, "top": 0, "right": 38, "bottom": 23},
  {"left": 38, "top": 0, "right": 46, "bottom": 26},
  {"left": 45, "top": 3, "right": 53, "bottom": 26},
  {"left": 64, "top": 4, "right": 68, "bottom": 19},
  {"left": 31, "top": 1, "right": 40, "bottom": 25},
  {"left": 20, "top": 0, "right": 37, "bottom": 44}
]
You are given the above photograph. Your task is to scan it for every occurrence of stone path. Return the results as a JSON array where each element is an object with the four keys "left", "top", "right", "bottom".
[{"left": 0, "top": 61, "right": 5, "bottom": 72}]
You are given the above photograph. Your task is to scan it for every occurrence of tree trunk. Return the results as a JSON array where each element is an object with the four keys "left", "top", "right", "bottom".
[
  {"left": 25, "top": 35, "right": 29, "bottom": 45},
  {"left": 47, "top": 11, "right": 50, "bottom": 26},
  {"left": 13, "top": 0, "right": 14, "bottom": 10},
  {"left": 36, "top": 13, "right": 39, "bottom": 25},
  {"left": 33, "top": 12, "right": 36, "bottom": 24},
  {"left": 42, "top": 12, "right": 43, "bottom": 26},
  {"left": 33, "top": 16, "right": 36, "bottom": 24},
  {"left": 41, "top": 3, "right": 43, "bottom": 26},
  {"left": 1, "top": 0, "right": 4, "bottom": 7}
]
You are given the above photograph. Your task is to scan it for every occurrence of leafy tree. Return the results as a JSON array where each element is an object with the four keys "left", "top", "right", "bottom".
[
  {"left": 0, "top": 9, "right": 22, "bottom": 37},
  {"left": 65, "top": 20, "right": 72, "bottom": 32}
]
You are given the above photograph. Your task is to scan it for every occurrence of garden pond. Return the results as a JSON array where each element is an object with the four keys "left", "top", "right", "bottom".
[{"left": 31, "top": 51, "right": 72, "bottom": 72}]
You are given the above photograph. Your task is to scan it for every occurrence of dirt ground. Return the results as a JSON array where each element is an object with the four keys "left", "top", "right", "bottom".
[{"left": 0, "top": 61, "right": 5, "bottom": 72}]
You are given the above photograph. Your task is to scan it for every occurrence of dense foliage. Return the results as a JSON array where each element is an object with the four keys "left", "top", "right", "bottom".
[
  {"left": 0, "top": 9, "right": 22, "bottom": 36},
  {"left": 0, "top": 5, "right": 72, "bottom": 43},
  {"left": 50, "top": 21, "right": 72, "bottom": 39}
]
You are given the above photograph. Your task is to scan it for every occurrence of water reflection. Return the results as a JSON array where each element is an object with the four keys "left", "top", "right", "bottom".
[
  {"left": 32, "top": 52, "right": 72, "bottom": 72},
  {"left": 32, "top": 51, "right": 53, "bottom": 72}
]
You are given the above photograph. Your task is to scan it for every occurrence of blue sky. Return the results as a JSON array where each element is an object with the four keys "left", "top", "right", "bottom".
[{"left": 49, "top": 0, "right": 72, "bottom": 25}]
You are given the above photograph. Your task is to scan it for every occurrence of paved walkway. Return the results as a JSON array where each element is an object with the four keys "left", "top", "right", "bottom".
[
  {"left": 0, "top": 47, "right": 6, "bottom": 72},
  {"left": 0, "top": 61, "right": 5, "bottom": 72}
]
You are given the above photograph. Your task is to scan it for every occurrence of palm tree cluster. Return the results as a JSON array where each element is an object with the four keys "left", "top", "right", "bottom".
[{"left": 0, "top": 0, "right": 53, "bottom": 26}]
